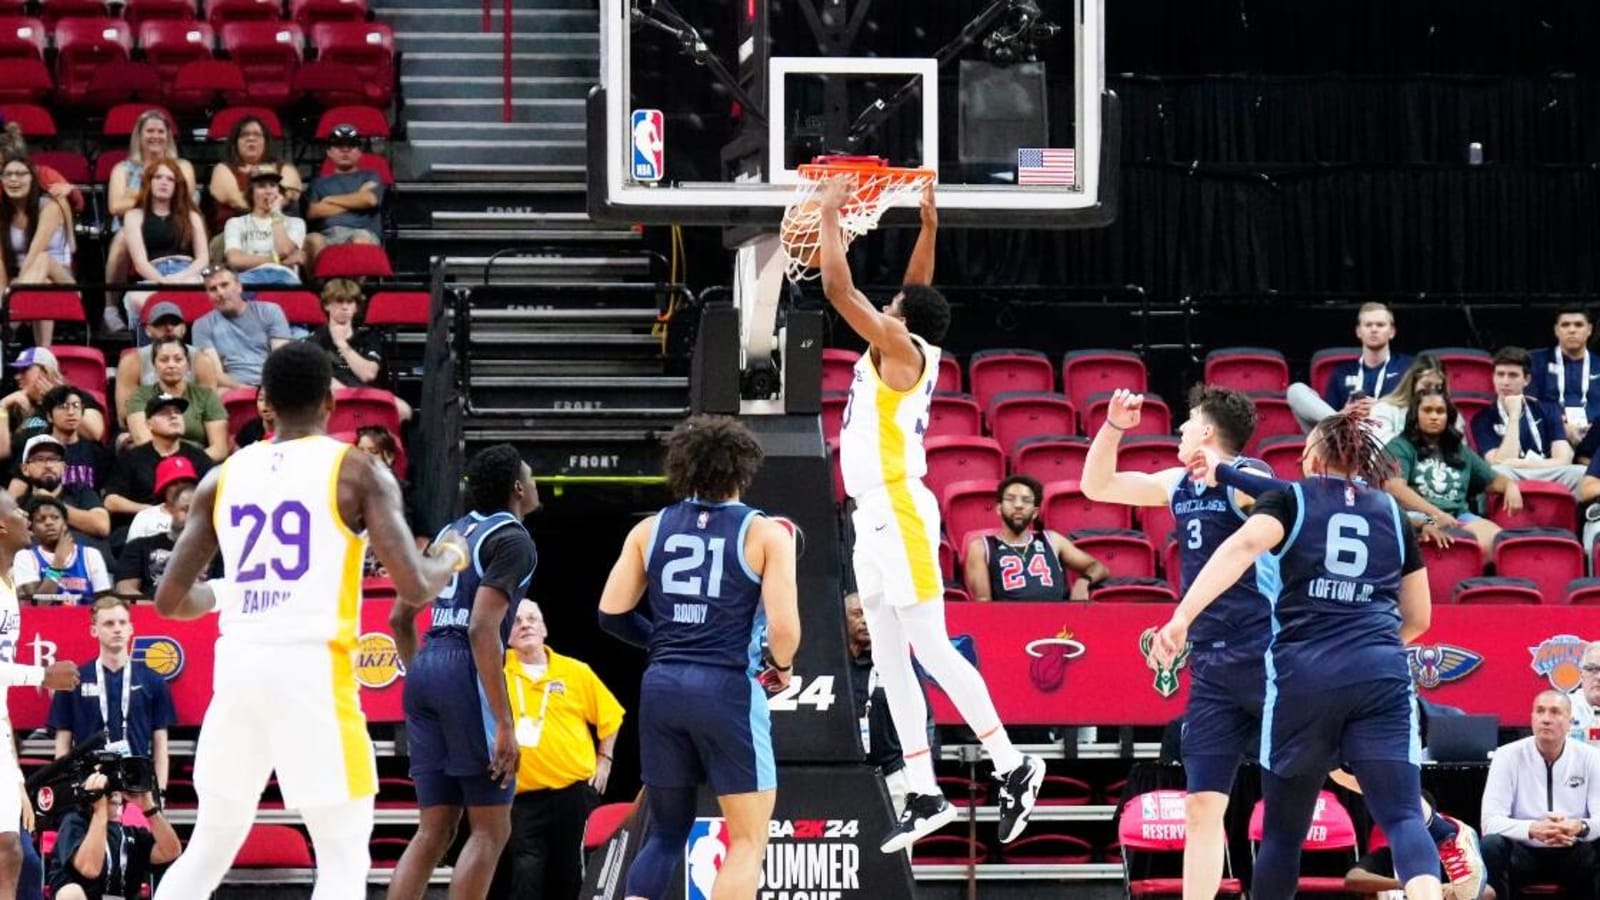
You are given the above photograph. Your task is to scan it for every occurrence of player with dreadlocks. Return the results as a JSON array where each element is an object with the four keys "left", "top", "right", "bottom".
[{"left": 1152, "top": 410, "right": 1444, "bottom": 900}]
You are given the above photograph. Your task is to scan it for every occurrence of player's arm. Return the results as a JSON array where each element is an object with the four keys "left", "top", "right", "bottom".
[
  {"left": 53, "top": 730, "right": 71, "bottom": 759},
  {"left": 1397, "top": 524, "right": 1431, "bottom": 644},
  {"left": 1052, "top": 532, "right": 1109, "bottom": 600},
  {"left": 1343, "top": 865, "right": 1402, "bottom": 894},
  {"left": 900, "top": 183, "right": 936, "bottom": 286},
  {"left": 816, "top": 180, "right": 923, "bottom": 370},
  {"left": 597, "top": 517, "right": 655, "bottom": 648},
  {"left": 1206, "top": 456, "right": 1293, "bottom": 500},
  {"left": 963, "top": 536, "right": 993, "bottom": 601},
  {"left": 153, "top": 468, "right": 223, "bottom": 621},
  {"left": 751, "top": 516, "right": 799, "bottom": 676},
  {"left": 1081, "top": 389, "right": 1182, "bottom": 507},
  {"left": 1152, "top": 494, "right": 1289, "bottom": 666},
  {"left": 152, "top": 728, "right": 169, "bottom": 791},
  {"left": 468, "top": 529, "right": 534, "bottom": 788}
]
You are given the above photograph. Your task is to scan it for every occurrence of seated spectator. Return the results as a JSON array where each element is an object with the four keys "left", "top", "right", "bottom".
[
  {"left": 961, "top": 475, "right": 1109, "bottom": 601},
  {"left": 353, "top": 426, "right": 424, "bottom": 577},
  {"left": 0, "top": 120, "right": 84, "bottom": 214},
  {"left": 0, "top": 347, "right": 106, "bottom": 445},
  {"left": 301, "top": 124, "right": 384, "bottom": 273},
  {"left": 1384, "top": 387, "right": 1520, "bottom": 559},
  {"left": 124, "top": 337, "right": 227, "bottom": 462},
  {"left": 1571, "top": 641, "right": 1599, "bottom": 744},
  {"left": 306, "top": 278, "right": 412, "bottom": 421},
  {"left": 121, "top": 159, "right": 208, "bottom": 328},
  {"left": 112, "top": 300, "right": 222, "bottom": 428},
  {"left": 1368, "top": 353, "right": 1459, "bottom": 444},
  {"left": 0, "top": 152, "right": 76, "bottom": 347},
  {"left": 1287, "top": 302, "right": 1411, "bottom": 431},
  {"left": 1529, "top": 305, "right": 1600, "bottom": 449},
  {"left": 223, "top": 169, "right": 305, "bottom": 285},
  {"left": 126, "top": 455, "right": 197, "bottom": 543},
  {"left": 233, "top": 387, "right": 275, "bottom": 450},
  {"left": 103, "top": 110, "right": 199, "bottom": 332},
  {"left": 1345, "top": 791, "right": 1491, "bottom": 900},
  {"left": 1469, "top": 346, "right": 1584, "bottom": 491},
  {"left": 13, "top": 495, "right": 110, "bottom": 603},
  {"left": 115, "top": 468, "right": 216, "bottom": 601},
  {"left": 192, "top": 264, "right": 291, "bottom": 388},
  {"left": 1480, "top": 690, "right": 1600, "bottom": 900},
  {"left": 844, "top": 591, "right": 934, "bottom": 820},
  {"left": 8, "top": 434, "right": 109, "bottom": 542},
  {"left": 14, "top": 386, "right": 109, "bottom": 493},
  {"left": 102, "top": 394, "right": 214, "bottom": 530},
  {"left": 207, "top": 115, "right": 302, "bottom": 244}
]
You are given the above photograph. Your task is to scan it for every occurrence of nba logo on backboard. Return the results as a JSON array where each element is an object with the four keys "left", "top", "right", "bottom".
[
  {"left": 683, "top": 818, "right": 728, "bottom": 900},
  {"left": 631, "top": 109, "right": 664, "bottom": 182}
]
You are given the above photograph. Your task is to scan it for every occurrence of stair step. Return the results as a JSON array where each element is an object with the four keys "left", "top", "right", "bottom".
[
  {"left": 463, "top": 425, "right": 671, "bottom": 478},
  {"left": 398, "top": 181, "right": 585, "bottom": 196},
  {"left": 402, "top": 53, "right": 597, "bottom": 79},
  {"left": 400, "top": 76, "right": 594, "bottom": 101},
  {"left": 378, "top": 7, "right": 595, "bottom": 24},
  {"left": 409, "top": 121, "right": 585, "bottom": 136},
  {"left": 402, "top": 229, "right": 639, "bottom": 245},
  {"left": 470, "top": 308, "right": 659, "bottom": 322},
  {"left": 402, "top": 99, "right": 586, "bottom": 125},
  {"left": 430, "top": 211, "right": 610, "bottom": 231},
  {"left": 408, "top": 142, "right": 585, "bottom": 168},
  {"left": 442, "top": 255, "right": 651, "bottom": 281},
  {"left": 470, "top": 332, "right": 659, "bottom": 346},
  {"left": 468, "top": 375, "right": 687, "bottom": 412},
  {"left": 426, "top": 163, "right": 584, "bottom": 182}
]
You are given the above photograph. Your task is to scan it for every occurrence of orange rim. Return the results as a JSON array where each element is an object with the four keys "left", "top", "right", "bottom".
[{"left": 797, "top": 161, "right": 936, "bottom": 207}]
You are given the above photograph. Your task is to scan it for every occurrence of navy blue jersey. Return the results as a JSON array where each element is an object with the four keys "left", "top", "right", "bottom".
[
  {"left": 1171, "top": 456, "right": 1275, "bottom": 647},
  {"left": 1254, "top": 477, "right": 1422, "bottom": 693},
  {"left": 424, "top": 510, "right": 537, "bottom": 643},
  {"left": 984, "top": 533, "right": 1067, "bottom": 600},
  {"left": 644, "top": 499, "right": 766, "bottom": 672}
]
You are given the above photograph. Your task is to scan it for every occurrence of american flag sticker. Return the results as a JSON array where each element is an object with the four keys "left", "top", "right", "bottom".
[{"left": 1017, "top": 148, "right": 1077, "bottom": 186}]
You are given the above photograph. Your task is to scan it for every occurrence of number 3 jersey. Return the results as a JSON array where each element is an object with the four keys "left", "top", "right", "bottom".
[
  {"left": 212, "top": 435, "right": 369, "bottom": 645},
  {"left": 1170, "top": 456, "right": 1275, "bottom": 649},
  {"left": 644, "top": 499, "right": 766, "bottom": 674}
]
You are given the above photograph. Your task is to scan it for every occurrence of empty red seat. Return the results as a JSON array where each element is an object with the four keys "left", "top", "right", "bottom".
[
  {"left": 0, "top": 103, "right": 54, "bottom": 137},
  {"left": 938, "top": 536, "right": 955, "bottom": 581},
  {"left": 1418, "top": 531, "right": 1482, "bottom": 605},
  {"left": 968, "top": 348, "right": 1052, "bottom": 412},
  {"left": 6, "top": 288, "right": 85, "bottom": 326},
  {"left": 923, "top": 436, "right": 1004, "bottom": 505},
  {"left": 987, "top": 391, "right": 1075, "bottom": 457},
  {"left": 1083, "top": 390, "right": 1169, "bottom": 436},
  {"left": 291, "top": 57, "right": 367, "bottom": 108},
  {"left": 206, "top": 0, "right": 281, "bottom": 27},
  {"left": 309, "top": 21, "right": 394, "bottom": 105},
  {"left": 1486, "top": 480, "right": 1579, "bottom": 532},
  {"left": 1062, "top": 349, "right": 1147, "bottom": 414},
  {"left": 126, "top": 0, "right": 198, "bottom": 29},
  {"left": 253, "top": 289, "right": 325, "bottom": 327},
  {"left": 1256, "top": 435, "right": 1304, "bottom": 478},
  {"left": 54, "top": 17, "right": 134, "bottom": 106},
  {"left": 32, "top": 149, "right": 90, "bottom": 183},
  {"left": 1245, "top": 392, "right": 1299, "bottom": 455},
  {"left": 222, "top": 386, "right": 259, "bottom": 442},
  {"left": 1492, "top": 529, "right": 1584, "bottom": 604},
  {"left": 142, "top": 289, "right": 214, "bottom": 325},
  {"left": 1119, "top": 789, "right": 1244, "bottom": 898},
  {"left": 86, "top": 59, "right": 165, "bottom": 109},
  {"left": 138, "top": 20, "right": 215, "bottom": 89},
  {"left": 328, "top": 387, "right": 401, "bottom": 436},
  {"left": 208, "top": 105, "right": 283, "bottom": 141},
  {"left": 1205, "top": 346, "right": 1290, "bottom": 393},
  {"left": 1115, "top": 435, "right": 1181, "bottom": 475},
  {"left": 92, "top": 148, "right": 129, "bottom": 184},
  {"left": 220, "top": 21, "right": 303, "bottom": 108},
  {"left": 1093, "top": 577, "right": 1176, "bottom": 603},
  {"left": 292, "top": 0, "right": 368, "bottom": 28},
  {"left": 1452, "top": 576, "right": 1542, "bottom": 605},
  {"left": 1309, "top": 348, "right": 1358, "bottom": 396},
  {"left": 0, "top": 16, "right": 47, "bottom": 61},
  {"left": 316, "top": 104, "right": 391, "bottom": 140},
  {"left": 313, "top": 243, "right": 393, "bottom": 279},
  {"left": 583, "top": 803, "right": 635, "bottom": 852},
  {"left": 820, "top": 391, "right": 846, "bottom": 442},
  {"left": 1246, "top": 792, "right": 1359, "bottom": 895},
  {"left": 911, "top": 835, "right": 985, "bottom": 866},
  {"left": 820, "top": 348, "right": 857, "bottom": 393},
  {"left": 1042, "top": 480, "right": 1132, "bottom": 531},
  {"left": 1139, "top": 502, "right": 1176, "bottom": 549},
  {"left": 1162, "top": 538, "right": 1181, "bottom": 591},
  {"left": 1429, "top": 347, "right": 1495, "bottom": 395},
  {"left": 1000, "top": 834, "right": 1092, "bottom": 864},
  {"left": 928, "top": 392, "right": 981, "bottom": 438},
  {"left": 826, "top": 440, "right": 843, "bottom": 504},
  {"left": 1067, "top": 529, "right": 1155, "bottom": 579},
  {"left": 0, "top": 57, "right": 52, "bottom": 104},
  {"left": 104, "top": 103, "right": 174, "bottom": 138},
  {"left": 364, "top": 290, "right": 428, "bottom": 326},
  {"left": 39, "top": 0, "right": 109, "bottom": 28},
  {"left": 1010, "top": 435, "right": 1089, "bottom": 483},
  {"left": 941, "top": 479, "right": 1000, "bottom": 544},
  {"left": 166, "top": 58, "right": 246, "bottom": 111},
  {"left": 935, "top": 354, "right": 961, "bottom": 392},
  {"left": 233, "top": 824, "right": 313, "bottom": 868},
  {"left": 1566, "top": 577, "right": 1600, "bottom": 605},
  {"left": 1452, "top": 391, "right": 1494, "bottom": 429},
  {"left": 50, "top": 345, "right": 107, "bottom": 397}
]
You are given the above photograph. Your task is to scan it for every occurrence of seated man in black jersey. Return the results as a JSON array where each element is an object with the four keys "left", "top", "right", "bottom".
[{"left": 962, "top": 475, "right": 1109, "bottom": 601}]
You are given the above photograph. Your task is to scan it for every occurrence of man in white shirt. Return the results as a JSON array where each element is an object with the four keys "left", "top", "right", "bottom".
[
  {"left": 1572, "top": 641, "right": 1600, "bottom": 744},
  {"left": 1480, "top": 690, "right": 1600, "bottom": 899}
]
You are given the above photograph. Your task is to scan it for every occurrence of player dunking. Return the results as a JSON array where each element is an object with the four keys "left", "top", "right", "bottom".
[
  {"left": 1079, "top": 385, "right": 1268, "bottom": 900},
  {"left": 152, "top": 342, "right": 463, "bottom": 899},
  {"left": 818, "top": 179, "right": 1044, "bottom": 852},
  {"left": 387, "top": 444, "right": 540, "bottom": 900},
  {"left": 597, "top": 415, "right": 799, "bottom": 900},
  {"left": 1153, "top": 411, "right": 1443, "bottom": 900}
]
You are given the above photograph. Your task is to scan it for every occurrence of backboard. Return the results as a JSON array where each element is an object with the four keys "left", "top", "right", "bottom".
[{"left": 589, "top": 0, "right": 1117, "bottom": 230}]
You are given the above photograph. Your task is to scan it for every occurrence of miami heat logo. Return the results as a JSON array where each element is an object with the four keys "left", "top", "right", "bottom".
[
  {"left": 1405, "top": 644, "right": 1483, "bottom": 689},
  {"left": 1139, "top": 627, "right": 1191, "bottom": 698},
  {"left": 1024, "top": 628, "right": 1086, "bottom": 692},
  {"left": 1530, "top": 634, "right": 1588, "bottom": 692}
]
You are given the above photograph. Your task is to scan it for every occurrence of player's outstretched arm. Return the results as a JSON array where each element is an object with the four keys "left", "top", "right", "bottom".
[
  {"left": 1397, "top": 567, "right": 1432, "bottom": 645},
  {"left": 597, "top": 518, "right": 654, "bottom": 648},
  {"left": 355, "top": 452, "right": 458, "bottom": 607},
  {"left": 901, "top": 182, "right": 937, "bottom": 287},
  {"left": 751, "top": 517, "right": 799, "bottom": 686},
  {"left": 154, "top": 468, "right": 223, "bottom": 620},
  {"left": 817, "top": 179, "right": 921, "bottom": 369},
  {"left": 1081, "top": 389, "right": 1181, "bottom": 507},
  {"left": 1152, "top": 512, "right": 1285, "bottom": 667}
]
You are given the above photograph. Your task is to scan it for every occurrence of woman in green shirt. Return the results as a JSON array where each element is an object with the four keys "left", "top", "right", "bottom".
[
  {"left": 1384, "top": 387, "right": 1521, "bottom": 561},
  {"left": 125, "top": 336, "right": 228, "bottom": 461}
]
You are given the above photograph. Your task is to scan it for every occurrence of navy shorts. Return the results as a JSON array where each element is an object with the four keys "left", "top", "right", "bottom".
[
  {"left": 639, "top": 663, "right": 775, "bottom": 796},
  {"left": 1182, "top": 641, "right": 1266, "bottom": 794},
  {"left": 1261, "top": 678, "right": 1420, "bottom": 778},
  {"left": 403, "top": 638, "right": 514, "bottom": 807}
]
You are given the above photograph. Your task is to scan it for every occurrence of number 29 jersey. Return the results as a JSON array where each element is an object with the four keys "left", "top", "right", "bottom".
[
  {"left": 212, "top": 435, "right": 368, "bottom": 646},
  {"left": 644, "top": 499, "right": 766, "bottom": 674}
]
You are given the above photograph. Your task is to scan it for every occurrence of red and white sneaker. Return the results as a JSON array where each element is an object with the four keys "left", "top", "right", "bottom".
[{"left": 1436, "top": 814, "right": 1486, "bottom": 900}]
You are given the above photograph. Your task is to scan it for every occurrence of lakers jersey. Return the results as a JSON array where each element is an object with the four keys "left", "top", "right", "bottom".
[
  {"left": 839, "top": 335, "right": 941, "bottom": 498},
  {"left": 212, "top": 435, "right": 366, "bottom": 647},
  {"left": 0, "top": 577, "right": 26, "bottom": 719}
]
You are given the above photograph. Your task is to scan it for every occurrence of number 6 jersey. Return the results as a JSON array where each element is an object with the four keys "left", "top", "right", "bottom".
[{"left": 644, "top": 499, "right": 767, "bottom": 674}]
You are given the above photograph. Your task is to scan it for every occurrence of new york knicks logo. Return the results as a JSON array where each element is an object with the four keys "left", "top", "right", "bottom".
[
  {"left": 1405, "top": 644, "right": 1483, "bottom": 689},
  {"left": 683, "top": 818, "right": 728, "bottom": 900},
  {"left": 1024, "top": 628, "right": 1086, "bottom": 693},
  {"left": 131, "top": 636, "right": 185, "bottom": 681},
  {"left": 1139, "top": 627, "right": 1190, "bottom": 698},
  {"left": 1530, "top": 634, "right": 1588, "bottom": 692},
  {"left": 354, "top": 632, "right": 404, "bottom": 689}
]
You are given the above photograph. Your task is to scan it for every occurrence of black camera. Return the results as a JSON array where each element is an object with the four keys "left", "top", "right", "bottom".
[{"left": 25, "top": 732, "right": 154, "bottom": 826}]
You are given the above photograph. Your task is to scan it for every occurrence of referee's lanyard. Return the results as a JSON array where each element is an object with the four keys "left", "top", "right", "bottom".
[
  {"left": 514, "top": 678, "right": 553, "bottom": 748},
  {"left": 1499, "top": 399, "right": 1544, "bottom": 457},
  {"left": 96, "top": 661, "right": 133, "bottom": 755},
  {"left": 1552, "top": 347, "right": 1591, "bottom": 412},
  {"left": 859, "top": 669, "right": 878, "bottom": 754}
]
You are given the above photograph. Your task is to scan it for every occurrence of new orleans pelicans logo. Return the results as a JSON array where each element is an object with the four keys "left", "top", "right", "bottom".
[
  {"left": 1139, "top": 627, "right": 1191, "bottom": 698},
  {"left": 1405, "top": 644, "right": 1483, "bottom": 689}
]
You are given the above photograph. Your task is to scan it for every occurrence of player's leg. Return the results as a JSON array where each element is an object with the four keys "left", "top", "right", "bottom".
[
  {"left": 1250, "top": 768, "right": 1327, "bottom": 900},
  {"left": 1346, "top": 760, "right": 1441, "bottom": 900},
  {"left": 0, "top": 833, "right": 20, "bottom": 900},
  {"left": 623, "top": 785, "right": 697, "bottom": 900},
  {"left": 712, "top": 790, "right": 775, "bottom": 900},
  {"left": 386, "top": 803, "right": 464, "bottom": 900},
  {"left": 452, "top": 803, "right": 514, "bottom": 900},
  {"left": 301, "top": 796, "right": 377, "bottom": 900},
  {"left": 1180, "top": 653, "right": 1260, "bottom": 900},
  {"left": 150, "top": 790, "right": 260, "bottom": 898},
  {"left": 624, "top": 665, "right": 704, "bottom": 900},
  {"left": 0, "top": 751, "right": 25, "bottom": 900}
]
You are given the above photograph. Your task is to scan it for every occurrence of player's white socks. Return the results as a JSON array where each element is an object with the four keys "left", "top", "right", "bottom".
[
  {"left": 303, "top": 796, "right": 376, "bottom": 900},
  {"left": 151, "top": 793, "right": 255, "bottom": 899}
]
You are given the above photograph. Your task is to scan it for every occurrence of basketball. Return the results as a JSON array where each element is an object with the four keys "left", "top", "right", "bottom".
[{"left": 780, "top": 199, "right": 823, "bottom": 270}]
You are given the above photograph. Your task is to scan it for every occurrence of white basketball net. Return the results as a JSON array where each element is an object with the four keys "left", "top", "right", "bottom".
[{"left": 780, "top": 164, "right": 937, "bottom": 283}]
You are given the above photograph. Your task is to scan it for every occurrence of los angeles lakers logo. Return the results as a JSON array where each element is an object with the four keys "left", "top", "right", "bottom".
[
  {"left": 131, "top": 636, "right": 186, "bottom": 680},
  {"left": 354, "top": 632, "right": 405, "bottom": 688}
]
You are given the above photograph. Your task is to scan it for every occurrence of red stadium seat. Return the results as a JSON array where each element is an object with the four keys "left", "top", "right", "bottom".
[
  {"left": 126, "top": 0, "right": 198, "bottom": 29},
  {"left": 252, "top": 289, "right": 324, "bottom": 326},
  {"left": 968, "top": 348, "right": 1053, "bottom": 412},
  {"left": 923, "top": 436, "right": 1004, "bottom": 506},
  {"left": 1486, "top": 480, "right": 1579, "bottom": 532},
  {"left": 1565, "top": 578, "right": 1600, "bottom": 605},
  {"left": 39, "top": 0, "right": 110, "bottom": 28},
  {"left": 1246, "top": 792, "right": 1359, "bottom": 894},
  {"left": 166, "top": 58, "right": 247, "bottom": 111},
  {"left": 233, "top": 824, "right": 313, "bottom": 868},
  {"left": 1083, "top": 390, "right": 1169, "bottom": 436},
  {"left": 32, "top": 150, "right": 91, "bottom": 184},
  {"left": 0, "top": 57, "right": 52, "bottom": 104},
  {"left": 0, "top": 16, "right": 47, "bottom": 62},
  {"left": 292, "top": 0, "right": 369, "bottom": 29},
  {"left": 1042, "top": 480, "right": 1132, "bottom": 532},
  {"left": 142, "top": 289, "right": 213, "bottom": 325},
  {"left": 942, "top": 479, "right": 1000, "bottom": 544},
  {"left": 316, "top": 104, "right": 391, "bottom": 140},
  {"left": 222, "top": 387, "right": 259, "bottom": 442},
  {"left": 291, "top": 58, "right": 368, "bottom": 108},
  {"left": 1204, "top": 346, "right": 1289, "bottom": 393},
  {"left": 583, "top": 802, "right": 634, "bottom": 851},
  {"left": 104, "top": 103, "right": 173, "bottom": 138},
  {"left": 820, "top": 391, "right": 845, "bottom": 442},
  {"left": 1429, "top": 347, "right": 1495, "bottom": 395},
  {"left": 927, "top": 392, "right": 981, "bottom": 438},
  {"left": 987, "top": 391, "right": 1075, "bottom": 457},
  {"left": 1492, "top": 529, "right": 1585, "bottom": 604},
  {"left": 1309, "top": 348, "right": 1358, "bottom": 396},
  {"left": 0, "top": 103, "right": 54, "bottom": 138},
  {"left": 1001, "top": 834, "right": 1092, "bottom": 864},
  {"left": 1120, "top": 790, "right": 1244, "bottom": 898},
  {"left": 1256, "top": 435, "right": 1304, "bottom": 480},
  {"left": 943, "top": 586, "right": 971, "bottom": 603},
  {"left": 1067, "top": 529, "right": 1155, "bottom": 580},
  {"left": 206, "top": 0, "right": 282, "bottom": 27},
  {"left": 821, "top": 348, "right": 857, "bottom": 393},
  {"left": 364, "top": 290, "right": 429, "bottom": 326},
  {"left": 1452, "top": 391, "right": 1494, "bottom": 430},
  {"left": 50, "top": 345, "right": 107, "bottom": 397},
  {"left": 1245, "top": 392, "right": 1299, "bottom": 455},
  {"left": 1092, "top": 578, "right": 1176, "bottom": 604},
  {"left": 220, "top": 21, "right": 303, "bottom": 108},
  {"left": 936, "top": 354, "right": 961, "bottom": 392},
  {"left": 138, "top": 20, "right": 215, "bottom": 90},
  {"left": 309, "top": 21, "right": 394, "bottom": 106},
  {"left": 1037, "top": 775, "right": 1093, "bottom": 806},
  {"left": 938, "top": 536, "right": 955, "bottom": 581},
  {"left": 319, "top": 150, "right": 393, "bottom": 185},
  {"left": 1452, "top": 576, "right": 1542, "bottom": 605},
  {"left": 1062, "top": 349, "right": 1146, "bottom": 414},
  {"left": 1419, "top": 532, "right": 1483, "bottom": 606},
  {"left": 313, "top": 243, "right": 393, "bottom": 279},
  {"left": 1010, "top": 435, "right": 1089, "bottom": 483},
  {"left": 6, "top": 288, "right": 85, "bottom": 326},
  {"left": 1162, "top": 538, "right": 1181, "bottom": 591},
  {"left": 827, "top": 440, "right": 843, "bottom": 504},
  {"left": 1139, "top": 502, "right": 1176, "bottom": 550},
  {"left": 93, "top": 148, "right": 129, "bottom": 184},
  {"left": 912, "top": 835, "right": 986, "bottom": 866},
  {"left": 85, "top": 59, "right": 165, "bottom": 109},
  {"left": 1116, "top": 435, "right": 1181, "bottom": 475},
  {"left": 328, "top": 386, "right": 401, "bottom": 436},
  {"left": 208, "top": 105, "right": 283, "bottom": 141},
  {"left": 54, "top": 17, "right": 135, "bottom": 106}
]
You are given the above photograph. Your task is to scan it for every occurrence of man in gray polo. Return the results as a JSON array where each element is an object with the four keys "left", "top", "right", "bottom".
[{"left": 191, "top": 264, "right": 290, "bottom": 389}]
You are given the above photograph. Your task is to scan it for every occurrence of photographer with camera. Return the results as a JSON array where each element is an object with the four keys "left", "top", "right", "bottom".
[{"left": 49, "top": 767, "right": 180, "bottom": 900}]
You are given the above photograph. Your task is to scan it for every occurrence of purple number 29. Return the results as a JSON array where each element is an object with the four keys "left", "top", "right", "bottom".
[{"left": 230, "top": 501, "right": 311, "bottom": 582}]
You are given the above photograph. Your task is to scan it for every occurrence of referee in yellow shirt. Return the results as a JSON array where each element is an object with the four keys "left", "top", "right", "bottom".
[{"left": 488, "top": 600, "right": 625, "bottom": 900}]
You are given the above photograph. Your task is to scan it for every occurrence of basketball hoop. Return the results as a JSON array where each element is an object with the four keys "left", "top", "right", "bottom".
[{"left": 779, "top": 155, "right": 937, "bottom": 283}]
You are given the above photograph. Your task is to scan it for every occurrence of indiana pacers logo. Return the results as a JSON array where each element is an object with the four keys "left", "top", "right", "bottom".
[
  {"left": 1139, "top": 627, "right": 1190, "bottom": 698},
  {"left": 131, "top": 636, "right": 185, "bottom": 680},
  {"left": 354, "top": 632, "right": 405, "bottom": 688}
]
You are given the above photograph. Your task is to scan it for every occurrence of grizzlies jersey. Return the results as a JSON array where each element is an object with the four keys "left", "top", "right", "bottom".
[
  {"left": 984, "top": 533, "right": 1067, "bottom": 600},
  {"left": 1264, "top": 477, "right": 1412, "bottom": 692},
  {"left": 644, "top": 499, "right": 766, "bottom": 673},
  {"left": 425, "top": 510, "right": 536, "bottom": 642},
  {"left": 1171, "top": 456, "right": 1275, "bottom": 646},
  {"left": 839, "top": 335, "right": 940, "bottom": 498}
]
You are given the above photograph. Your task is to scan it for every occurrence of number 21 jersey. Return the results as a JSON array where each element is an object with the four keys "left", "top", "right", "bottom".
[{"left": 644, "top": 499, "right": 766, "bottom": 673}]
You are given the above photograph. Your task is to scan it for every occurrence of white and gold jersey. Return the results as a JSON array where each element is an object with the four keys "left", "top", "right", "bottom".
[{"left": 839, "top": 335, "right": 941, "bottom": 499}]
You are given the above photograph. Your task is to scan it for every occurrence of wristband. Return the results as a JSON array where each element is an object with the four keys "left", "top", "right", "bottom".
[
  {"left": 142, "top": 806, "right": 162, "bottom": 817},
  {"left": 1104, "top": 421, "right": 1127, "bottom": 432},
  {"left": 771, "top": 660, "right": 793, "bottom": 672},
  {"left": 598, "top": 752, "right": 612, "bottom": 762}
]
